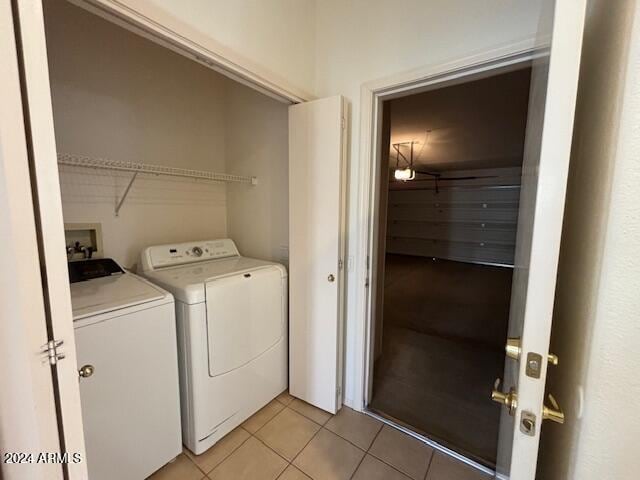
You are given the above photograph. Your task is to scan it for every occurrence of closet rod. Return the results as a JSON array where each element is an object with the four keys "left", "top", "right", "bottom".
[{"left": 57, "top": 153, "right": 258, "bottom": 185}]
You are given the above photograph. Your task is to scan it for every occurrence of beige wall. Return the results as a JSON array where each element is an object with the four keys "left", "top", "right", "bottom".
[
  {"left": 225, "top": 81, "right": 289, "bottom": 265},
  {"left": 46, "top": 1, "right": 288, "bottom": 270},
  {"left": 46, "top": 1, "right": 228, "bottom": 269},
  {"left": 538, "top": 1, "right": 640, "bottom": 479},
  {"left": 86, "top": 0, "right": 317, "bottom": 98}
]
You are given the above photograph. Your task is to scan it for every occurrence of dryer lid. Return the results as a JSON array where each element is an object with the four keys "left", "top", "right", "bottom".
[
  {"left": 70, "top": 272, "right": 168, "bottom": 320},
  {"left": 140, "top": 256, "right": 286, "bottom": 304}
]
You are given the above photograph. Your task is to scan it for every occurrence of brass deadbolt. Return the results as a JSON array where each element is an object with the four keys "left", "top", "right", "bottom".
[
  {"left": 542, "top": 394, "right": 565, "bottom": 424},
  {"left": 505, "top": 337, "right": 559, "bottom": 366}
]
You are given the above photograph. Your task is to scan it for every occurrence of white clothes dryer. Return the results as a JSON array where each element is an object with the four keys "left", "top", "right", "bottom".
[{"left": 139, "top": 239, "right": 287, "bottom": 454}]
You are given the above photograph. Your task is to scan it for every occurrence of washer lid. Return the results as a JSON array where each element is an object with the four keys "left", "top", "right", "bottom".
[
  {"left": 68, "top": 258, "right": 124, "bottom": 284},
  {"left": 70, "top": 272, "right": 168, "bottom": 320}
]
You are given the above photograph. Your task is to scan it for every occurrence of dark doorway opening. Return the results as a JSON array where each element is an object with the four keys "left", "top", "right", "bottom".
[{"left": 368, "top": 66, "right": 532, "bottom": 468}]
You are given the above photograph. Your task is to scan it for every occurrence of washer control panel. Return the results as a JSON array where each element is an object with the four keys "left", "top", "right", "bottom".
[{"left": 140, "top": 239, "right": 240, "bottom": 271}]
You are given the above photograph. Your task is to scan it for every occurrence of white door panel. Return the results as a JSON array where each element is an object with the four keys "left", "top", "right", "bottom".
[
  {"left": 289, "top": 96, "right": 347, "bottom": 414},
  {"left": 11, "top": 2, "right": 88, "bottom": 477},
  {"left": 0, "top": 3, "right": 62, "bottom": 478},
  {"left": 75, "top": 304, "right": 181, "bottom": 480},
  {"left": 496, "top": 1, "right": 586, "bottom": 478}
]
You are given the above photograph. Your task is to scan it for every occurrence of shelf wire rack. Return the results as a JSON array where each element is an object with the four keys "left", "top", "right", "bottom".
[{"left": 57, "top": 153, "right": 257, "bottom": 216}]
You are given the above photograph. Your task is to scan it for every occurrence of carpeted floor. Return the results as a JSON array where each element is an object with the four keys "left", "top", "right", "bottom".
[{"left": 369, "top": 254, "right": 513, "bottom": 468}]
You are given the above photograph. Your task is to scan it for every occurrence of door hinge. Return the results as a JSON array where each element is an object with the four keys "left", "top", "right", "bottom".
[
  {"left": 42, "top": 339, "right": 65, "bottom": 365},
  {"left": 341, "top": 117, "right": 346, "bottom": 130},
  {"left": 338, "top": 259, "right": 344, "bottom": 270},
  {"left": 336, "top": 385, "right": 342, "bottom": 398}
]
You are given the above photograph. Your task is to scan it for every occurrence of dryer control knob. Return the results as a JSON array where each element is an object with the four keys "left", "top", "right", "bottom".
[{"left": 192, "top": 246, "right": 203, "bottom": 257}]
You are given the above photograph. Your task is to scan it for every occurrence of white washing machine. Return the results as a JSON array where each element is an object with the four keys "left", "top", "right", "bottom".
[
  {"left": 69, "top": 258, "right": 182, "bottom": 480},
  {"left": 139, "top": 239, "right": 288, "bottom": 455}
]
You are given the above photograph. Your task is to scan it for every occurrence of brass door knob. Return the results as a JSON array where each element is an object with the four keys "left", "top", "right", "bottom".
[
  {"left": 542, "top": 394, "right": 565, "bottom": 424},
  {"left": 505, "top": 337, "right": 559, "bottom": 365},
  {"left": 79, "top": 364, "right": 95, "bottom": 378},
  {"left": 491, "top": 378, "right": 518, "bottom": 416}
]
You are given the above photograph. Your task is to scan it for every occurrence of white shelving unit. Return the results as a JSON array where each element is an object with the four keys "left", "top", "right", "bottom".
[{"left": 57, "top": 153, "right": 257, "bottom": 216}]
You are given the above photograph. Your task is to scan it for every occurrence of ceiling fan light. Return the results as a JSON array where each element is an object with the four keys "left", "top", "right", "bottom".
[{"left": 394, "top": 168, "right": 415, "bottom": 181}]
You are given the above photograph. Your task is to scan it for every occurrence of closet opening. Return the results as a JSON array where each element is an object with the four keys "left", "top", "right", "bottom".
[
  {"left": 43, "top": 0, "right": 291, "bottom": 271},
  {"left": 42, "top": 1, "right": 291, "bottom": 477},
  {"left": 367, "top": 65, "right": 532, "bottom": 470}
]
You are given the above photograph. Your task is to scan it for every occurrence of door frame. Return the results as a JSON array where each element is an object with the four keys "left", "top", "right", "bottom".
[{"left": 350, "top": 40, "right": 549, "bottom": 472}]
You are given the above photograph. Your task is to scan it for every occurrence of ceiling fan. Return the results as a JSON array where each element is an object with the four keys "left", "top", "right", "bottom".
[
  {"left": 391, "top": 140, "right": 496, "bottom": 193},
  {"left": 412, "top": 170, "right": 497, "bottom": 193}
]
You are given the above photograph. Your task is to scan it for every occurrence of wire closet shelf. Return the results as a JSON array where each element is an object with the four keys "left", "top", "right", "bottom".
[{"left": 57, "top": 153, "right": 257, "bottom": 216}]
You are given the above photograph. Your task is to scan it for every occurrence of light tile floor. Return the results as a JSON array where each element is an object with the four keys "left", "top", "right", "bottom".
[{"left": 148, "top": 392, "right": 493, "bottom": 480}]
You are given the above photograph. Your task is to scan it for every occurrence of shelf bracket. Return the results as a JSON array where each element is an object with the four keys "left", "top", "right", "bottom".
[{"left": 115, "top": 171, "right": 138, "bottom": 217}]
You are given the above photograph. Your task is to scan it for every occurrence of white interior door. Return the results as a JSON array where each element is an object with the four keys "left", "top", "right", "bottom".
[
  {"left": 496, "top": 1, "right": 586, "bottom": 478},
  {"left": 289, "top": 96, "right": 347, "bottom": 414},
  {"left": 11, "top": 1, "right": 88, "bottom": 478},
  {"left": 0, "top": 3, "right": 62, "bottom": 478}
]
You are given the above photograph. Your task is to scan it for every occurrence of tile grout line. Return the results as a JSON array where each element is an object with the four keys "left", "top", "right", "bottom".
[
  {"left": 250, "top": 434, "right": 293, "bottom": 473},
  {"left": 204, "top": 396, "right": 316, "bottom": 480},
  {"left": 279, "top": 406, "right": 418, "bottom": 480},
  {"left": 245, "top": 409, "right": 294, "bottom": 465},
  {"left": 246, "top": 403, "right": 324, "bottom": 479},
  {"left": 189, "top": 399, "right": 427, "bottom": 480},
  {"left": 182, "top": 447, "right": 207, "bottom": 476},
  {"left": 348, "top": 421, "right": 423, "bottom": 480},
  {"left": 309, "top": 416, "right": 382, "bottom": 480},
  {"left": 320, "top": 411, "right": 384, "bottom": 453},
  {"left": 423, "top": 447, "right": 436, "bottom": 480},
  {"left": 365, "top": 423, "right": 384, "bottom": 452},
  {"left": 187, "top": 404, "right": 426, "bottom": 480},
  {"left": 275, "top": 396, "right": 292, "bottom": 408},
  {"left": 366, "top": 450, "right": 421, "bottom": 480},
  {"left": 269, "top": 402, "right": 363, "bottom": 479},
  {"left": 251, "top": 401, "right": 333, "bottom": 476},
  {"left": 347, "top": 446, "right": 368, "bottom": 480},
  {"left": 252, "top": 402, "right": 288, "bottom": 437},
  {"left": 288, "top": 416, "right": 325, "bottom": 466},
  {"left": 184, "top": 428, "right": 253, "bottom": 477},
  {"left": 174, "top": 395, "right": 299, "bottom": 480},
  {"left": 288, "top": 400, "right": 333, "bottom": 427},
  {"left": 366, "top": 425, "right": 435, "bottom": 480}
]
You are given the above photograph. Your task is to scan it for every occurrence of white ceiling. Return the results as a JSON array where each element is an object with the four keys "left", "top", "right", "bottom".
[{"left": 387, "top": 67, "right": 531, "bottom": 172}]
